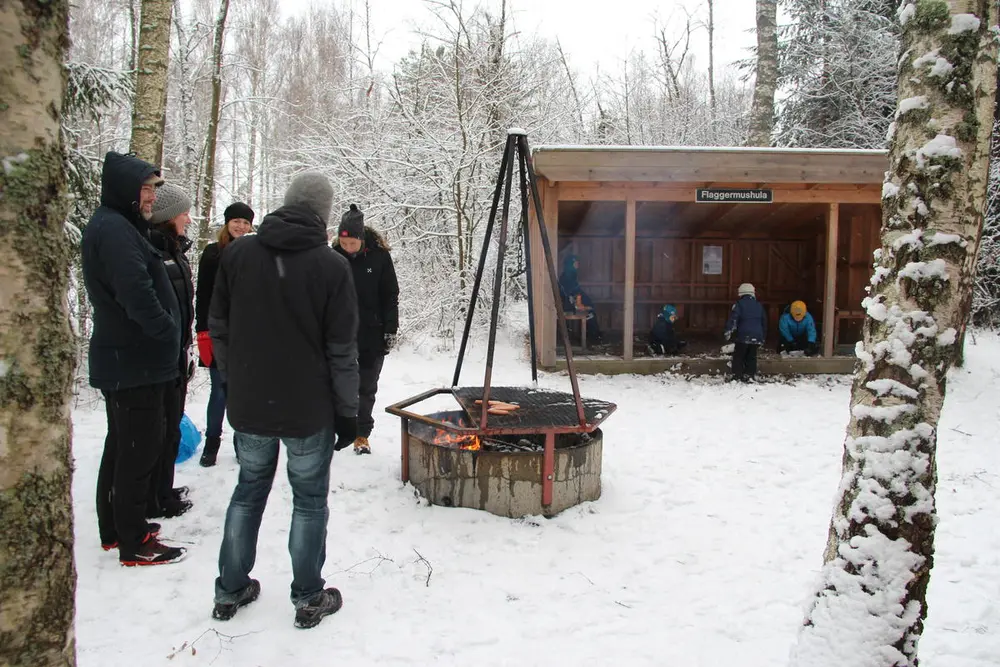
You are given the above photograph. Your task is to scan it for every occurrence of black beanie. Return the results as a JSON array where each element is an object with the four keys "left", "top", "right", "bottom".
[
  {"left": 224, "top": 202, "right": 255, "bottom": 224},
  {"left": 338, "top": 204, "right": 365, "bottom": 240}
]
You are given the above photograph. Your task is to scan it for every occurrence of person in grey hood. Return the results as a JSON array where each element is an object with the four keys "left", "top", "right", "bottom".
[{"left": 208, "top": 171, "right": 359, "bottom": 629}]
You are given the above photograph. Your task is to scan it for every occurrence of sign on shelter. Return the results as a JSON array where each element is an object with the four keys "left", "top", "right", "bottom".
[{"left": 696, "top": 188, "right": 773, "bottom": 203}]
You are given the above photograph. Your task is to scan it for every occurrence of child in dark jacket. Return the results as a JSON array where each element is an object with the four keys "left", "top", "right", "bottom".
[
  {"left": 649, "top": 304, "right": 686, "bottom": 355},
  {"left": 559, "top": 253, "right": 602, "bottom": 343},
  {"left": 724, "top": 283, "right": 767, "bottom": 382}
]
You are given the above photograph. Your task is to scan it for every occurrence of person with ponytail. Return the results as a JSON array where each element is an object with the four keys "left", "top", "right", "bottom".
[{"left": 195, "top": 202, "right": 255, "bottom": 466}]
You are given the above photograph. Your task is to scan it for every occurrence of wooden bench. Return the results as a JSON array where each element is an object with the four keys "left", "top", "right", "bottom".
[
  {"left": 564, "top": 313, "right": 590, "bottom": 352},
  {"left": 834, "top": 310, "right": 866, "bottom": 346}
]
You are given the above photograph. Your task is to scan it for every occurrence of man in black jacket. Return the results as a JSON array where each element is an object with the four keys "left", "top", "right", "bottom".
[
  {"left": 209, "top": 172, "right": 359, "bottom": 629},
  {"left": 81, "top": 151, "right": 187, "bottom": 566},
  {"left": 148, "top": 182, "right": 196, "bottom": 519},
  {"left": 333, "top": 204, "right": 399, "bottom": 455}
]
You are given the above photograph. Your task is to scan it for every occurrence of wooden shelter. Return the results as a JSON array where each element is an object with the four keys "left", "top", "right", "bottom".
[{"left": 526, "top": 145, "right": 888, "bottom": 373}]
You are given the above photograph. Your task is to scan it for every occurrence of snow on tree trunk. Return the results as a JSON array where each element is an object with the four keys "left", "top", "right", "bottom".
[
  {"left": 197, "top": 0, "right": 230, "bottom": 252},
  {"left": 791, "top": 2, "right": 998, "bottom": 666},
  {"left": 0, "top": 1, "right": 77, "bottom": 665},
  {"left": 747, "top": 0, "right": 777, "bottom": 146},
  {"left": 129, "top": 0, "right": 172, "bottom": 164}
]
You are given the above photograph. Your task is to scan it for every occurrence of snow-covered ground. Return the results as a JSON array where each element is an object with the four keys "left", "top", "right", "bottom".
[{"left": 72, "top": 333, "right": 1000, "bottom": 666}]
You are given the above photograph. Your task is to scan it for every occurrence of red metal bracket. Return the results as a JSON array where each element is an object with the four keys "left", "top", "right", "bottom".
[
  {"left": 400, "top": 417, "right": 410, "bottom": 484},
  {"left": 542, "top": 431, "right": 555, "bottom": 506}
]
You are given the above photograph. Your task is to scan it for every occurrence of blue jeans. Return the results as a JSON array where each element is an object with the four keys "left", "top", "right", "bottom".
[
  {"left": 206, "top": 367, "right": 227, "bottom": 438},
  {"left": 214, "top": 427, "right": 335, "bottom": 607}
]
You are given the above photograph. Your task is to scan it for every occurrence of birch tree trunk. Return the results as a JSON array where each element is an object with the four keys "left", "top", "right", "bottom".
[
  {"left": 747, "top": 0, "right": 777, "bottom": 146},
  {"left": 707, "top": 0, "right": 716, "bottom": 126},
  {"left": 129, "top": 0, "right": 172, "bottom": 164},
  {"left": 791, "top": 2, "right": 998, "bottom": 665},
  {"left": 172, "top": 0, "right": 198, "bottom": 198},
  {"left": 0, "top": 1, "right": 77, "bottom": 665},
  {"left": 198, "top": 0, "right": 231, "bottom": 251}
]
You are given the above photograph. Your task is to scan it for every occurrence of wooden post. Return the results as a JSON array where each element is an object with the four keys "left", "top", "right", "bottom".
[
  {"left": 623, "top": 199, "right": 637, "bottom": 361},
  {"left": 538, "top": 181, "right": 559, "bottom": 367},
  {"left": 529, "top": 181, "right": 547, "bottom": 367},
  {"left": 823, "top": 203, "right": 839, "bottom": 357}
]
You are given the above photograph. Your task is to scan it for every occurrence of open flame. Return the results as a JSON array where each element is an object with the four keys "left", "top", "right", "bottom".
[{"left": 432, "top": 417, "right": 481, "bottom": 451}]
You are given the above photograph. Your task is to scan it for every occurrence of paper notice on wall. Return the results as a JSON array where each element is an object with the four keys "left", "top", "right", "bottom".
[{"left": 702, "top": 245, "right": 723, "bottom": 275}]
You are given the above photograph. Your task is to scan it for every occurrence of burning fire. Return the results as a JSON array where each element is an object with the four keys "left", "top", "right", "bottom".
[{"left": 432, "top": 417, "right": 481, "bottom": 451}]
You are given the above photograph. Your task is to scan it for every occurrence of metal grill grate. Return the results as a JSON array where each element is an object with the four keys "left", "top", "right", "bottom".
[{"left": 452, "top": 386, "right": 615, "bottom": 432}]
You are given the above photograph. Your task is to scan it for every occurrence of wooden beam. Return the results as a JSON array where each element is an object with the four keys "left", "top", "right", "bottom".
[
  {"left": 540, "top": 182, "right": 559, "bottom": 367},
  {"left": 823, "top": 204, "right": 840, "bottom": 357},
  {"left": 551, "top": 356, "right": 857, "bottom": 376},
  {"left": 540, "top": 166, "right": 883, "bottom": 185},
  {"left": 624, "top": 199, "right": 636, "bottom": 361},
  {"left": 556, "top": 185, "right": 881, "bottom": 204},
  {"left": 529, "top": 179, "right": 548, "bottom": 368}
]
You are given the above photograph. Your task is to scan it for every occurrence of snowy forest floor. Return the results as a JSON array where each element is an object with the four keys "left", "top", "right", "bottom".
[{"left": 72, "top": 333, "right": 1000, "bottom": 666}]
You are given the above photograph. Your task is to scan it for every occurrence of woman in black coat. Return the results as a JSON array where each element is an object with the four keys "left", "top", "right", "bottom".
[
  {"left": 147, "top": 183, "right": 196, "bottom": 517},
  {"left": 195, "top": 202, "right": 254, "bottom": 466},
  {"left": 333, "top": 204, "right": 399, "bottom": 455}
]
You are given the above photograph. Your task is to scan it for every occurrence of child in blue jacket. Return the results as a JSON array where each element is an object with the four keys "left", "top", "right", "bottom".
[
  {"left": 778, "top": 300, "right": 818, "bottom": 356},
  {"left": 559, "top": 254, "right": 602, "bottom": 343},
  {"left": 649, "top": 304, "right": 686, "bottom": 355},
  {"left": 724, "top": 283, "right": 767, "bottom": 382}
]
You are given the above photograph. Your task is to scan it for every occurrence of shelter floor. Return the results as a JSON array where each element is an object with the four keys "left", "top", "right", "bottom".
[{"left": 555, "top": 332, "right": 857, "bottom": 375}]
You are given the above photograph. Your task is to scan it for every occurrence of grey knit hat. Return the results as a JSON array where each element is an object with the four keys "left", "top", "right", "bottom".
[
  {"left": 284, "top": 171, "right": 334, "bottom": 224},
  {"left": 149, "top": 182, "right": 192, "bottom": 225}
]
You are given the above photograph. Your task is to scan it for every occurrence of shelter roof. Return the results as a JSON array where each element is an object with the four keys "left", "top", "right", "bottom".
[{"left": 532, "top": 145, "right": 888, "bottom": 184}]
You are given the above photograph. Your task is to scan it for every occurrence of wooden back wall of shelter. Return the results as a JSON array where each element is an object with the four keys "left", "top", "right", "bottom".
[{"left": 556, "top": 201, "right": 880, "bottom": 342}]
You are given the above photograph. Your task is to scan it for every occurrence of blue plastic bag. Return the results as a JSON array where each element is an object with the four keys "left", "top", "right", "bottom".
[{"left": 177, "top": 413, "right": 202, "bottom": 463}]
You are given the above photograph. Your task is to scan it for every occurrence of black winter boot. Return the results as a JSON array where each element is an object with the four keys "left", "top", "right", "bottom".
[{"left": 200, "top": 436, "right": 222, "bottom": 467}]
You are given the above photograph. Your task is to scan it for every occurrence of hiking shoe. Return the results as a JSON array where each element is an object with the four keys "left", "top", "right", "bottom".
[
  {"left": 353, "top": 437, "right": 371, "bottom": 455},
  {"left": 212, "top": 579, "right": 261, "bottom": 621},
  {"left": 294, "top": 588, "right": 343, "bottom": 629},
  {"left": 148, "top": 498, "right": 193, "bottom": 519},
  {"left": 172, "top": 486, "right": 190, "bottom": 501},
  {"left": 200, "top": 436, "right": 222, "bottom": 467},
  {"left": 119, "top": 533, "right": 186, "bottom": 567},
  {"left": 102, "top": 522, "right": 161, "bottom": 551}
]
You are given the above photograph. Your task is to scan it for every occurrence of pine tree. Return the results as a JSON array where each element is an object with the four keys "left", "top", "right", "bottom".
[
  {"left": 791, "top": 2, "right": 998, "bottom": 664},
  {"left": 777, "top": 0, "right": 899, "bottom": 148},
  {"left": 0, "top": 1, "right": 78, "bottom": 664}
]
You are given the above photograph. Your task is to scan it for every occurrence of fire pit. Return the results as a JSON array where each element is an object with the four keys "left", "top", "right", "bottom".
[
  {"left": 387, "top": 387, "right": 614, "bottom": 518},
  {"left": 386, "top": 130, "right": 617, "bottom": 519}
]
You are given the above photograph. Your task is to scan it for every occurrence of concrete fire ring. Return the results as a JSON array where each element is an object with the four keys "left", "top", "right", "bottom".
[{"left": 405, "top": 427, "right": 603, "bottom": 519}]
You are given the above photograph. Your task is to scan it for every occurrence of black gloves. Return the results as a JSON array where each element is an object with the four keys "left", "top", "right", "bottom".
[{"left": 334, "top": 415, "right": 358, "bottom": 451}]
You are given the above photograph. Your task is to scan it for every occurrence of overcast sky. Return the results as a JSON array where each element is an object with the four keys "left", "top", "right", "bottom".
[{"left": 279, "top": 0, "right": 758, "bottom": 78}]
